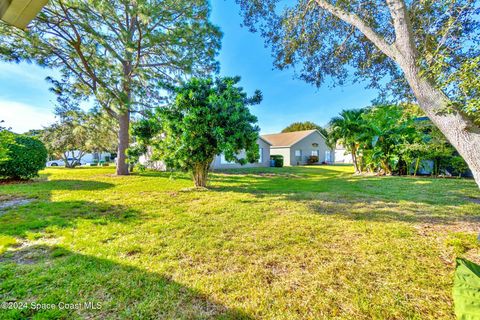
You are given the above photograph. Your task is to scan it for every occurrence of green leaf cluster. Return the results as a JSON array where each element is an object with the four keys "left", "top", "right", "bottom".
[
  {"left": 328, "top": 104, "right": 469, "bottom": 176},
  {"left": 0, "top": 134, "right": 48, "bottom": 180},
  {"left": 134, "top": 76, "right": 262, "bottom": 187}
]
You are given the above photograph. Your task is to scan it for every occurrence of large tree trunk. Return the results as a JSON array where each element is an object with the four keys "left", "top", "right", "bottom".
[
  {"left": 116, "top": 111, "right": 130, "bottom": 176},
  {"left": 192, "top": 161, "right": 211, "bottom": 188},
  {"left": 402, "top": 69, "right": 480, "bottom": 186}
]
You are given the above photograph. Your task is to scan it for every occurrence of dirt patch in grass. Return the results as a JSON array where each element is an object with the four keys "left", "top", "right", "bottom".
[
  {"left": 0, "top": 197, "right": 34, "bottom": 213},
  {"left": 415, "top": 221, "right": 480, "bottom": 236}
]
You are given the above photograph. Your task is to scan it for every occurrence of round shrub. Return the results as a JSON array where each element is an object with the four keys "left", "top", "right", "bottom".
[{"left": 0, "top": 134, "right": 48, "bottom": 180}]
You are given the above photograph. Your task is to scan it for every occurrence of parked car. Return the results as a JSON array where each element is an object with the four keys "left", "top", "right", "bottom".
[{"left": 46, "top": 158, "right": 89, "bottom": 167}]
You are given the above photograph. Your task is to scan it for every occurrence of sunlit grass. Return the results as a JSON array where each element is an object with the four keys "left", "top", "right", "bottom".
[{"left": 0, "top": 165, "right": 478, "bottom": 319}]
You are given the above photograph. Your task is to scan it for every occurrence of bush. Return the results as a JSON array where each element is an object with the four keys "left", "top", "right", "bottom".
[
  {"left": 0, "top": 130, "right": 15, "bottom": 161},
  {"left": 307, "top": 155, "right": 319, "bottom": 164},
  {"left": 0, "top": 134, "right": 47, "bottom": 180},
  {"left": 270, "top": 155, "right": 284, "bottom": 167},
  {"left": 449, "top": 156, "right": 469, "bottom": 177}
]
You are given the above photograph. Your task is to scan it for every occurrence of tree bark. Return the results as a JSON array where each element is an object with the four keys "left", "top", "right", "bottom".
[
  {"left": 350, "top": 144, "right": 360, "bottom": 173},
  {"left": 116, "top": 111, "right": 130, "bottom": 175},
  {"left": 192, "top": 161, "right": 211, "bottom": 188}
]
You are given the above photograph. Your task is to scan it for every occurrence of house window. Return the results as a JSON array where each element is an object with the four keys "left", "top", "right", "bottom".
[
  {"left": 312, "top": 143, "right": 319, "bottom": 147},
  {"left": 325, "top": 150, "right": 331, "bottom": 162},
  {"left": 295, "top": 150, "right": 302, "bottom": 157},
  {"left": 258, "top": 147, "right": 263, "bottom": 163},
  {"left": 311, "top": 150, "right": 319, "bottom": 157}
]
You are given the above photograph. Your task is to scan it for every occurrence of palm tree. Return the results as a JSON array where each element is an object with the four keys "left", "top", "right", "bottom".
[{"left": 328, "top": 109, "right": 366, "bottom": 173}]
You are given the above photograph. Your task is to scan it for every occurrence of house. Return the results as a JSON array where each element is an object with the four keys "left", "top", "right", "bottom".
[
  {"left": 0, "top": 0, "right": 48, "bottom": 29},
  {"left": 139, "top": 137, "right": 272, "bottom": 170},
  {"left": 261, "top": 130, "right": 332, "bottom": 166}
]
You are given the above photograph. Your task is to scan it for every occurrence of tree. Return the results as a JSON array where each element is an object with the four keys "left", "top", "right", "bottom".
[
  {"left": 360, "top": 105, "right": 416, "bottom": 175},
  {"left": 282, "top": 121, "right": 329, "bottom": 140},
  {"left": 236, "top": 0, "right": 480, "bottom": 187},
  {"left": 0, "top": 0, "right": 222, "bottom": 175},
  {"left": 146, "top": 77, "right": 262, "bottom": 188},
  {"left": 83, "top": 111, "right": 118, "bottom": 157},
  {"left": 42, "top": 106, "right": 117, "bottom": 167},
  {"left": 329, "top": 109, "right": 365, "bottom": 173},
  {"left": 42, "top": 107, "right": 89, "bottom": 168}
]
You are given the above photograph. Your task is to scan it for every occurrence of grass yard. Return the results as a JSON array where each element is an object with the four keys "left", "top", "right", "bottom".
[{"left": 0, "top": 165, "right": 479, "bottom": 319}]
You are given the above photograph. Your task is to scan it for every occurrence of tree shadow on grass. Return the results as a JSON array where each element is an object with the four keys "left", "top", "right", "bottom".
[
  {"left": 0, "top": 200, "right": 139, "bottom": 238},
  {"left": 304, "top": 197, "right": 480, "bottom": 227},
  {"left": 0, "top": 180, "right": 140, "bottom": 242},
  {"left": 208, "top": 167, "right": 480, "bottom": 226},
  {"left": 132, "top": 170, "right": 192, "bottom": 181},
  {"left": 0, "top": 179, "right": 115, "bottom": 198},
  {"left": 0, "top": 245, "right": 252, "bottom": 319}
]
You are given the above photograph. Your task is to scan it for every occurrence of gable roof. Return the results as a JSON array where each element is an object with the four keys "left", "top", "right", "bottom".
[
  {"left": 258, "top": 136, "right": 272, "bottom": 146},
  {"left": 261, "top": 130, "right": 322, "bottom": 147}
]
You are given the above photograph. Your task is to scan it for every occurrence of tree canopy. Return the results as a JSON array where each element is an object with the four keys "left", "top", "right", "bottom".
[
  {"left": 42, "top": 106, "right": 118, "bottom": 168},
  {"left": 328, "top": 104, "right": 468, "bottom": 176},
  {"left": 282, "top": 121, "right": 328, "bottom": 138},
  {"left": 136, "top": 76, "right": 262, "bottom": 188},
  {"left": 0, "top": 0, "right": 222, "bottom": 175}
]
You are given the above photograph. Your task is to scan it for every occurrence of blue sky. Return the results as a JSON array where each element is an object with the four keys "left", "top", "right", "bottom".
[{"left": 0, "top": 0, "right": 378, "bottom": 134}]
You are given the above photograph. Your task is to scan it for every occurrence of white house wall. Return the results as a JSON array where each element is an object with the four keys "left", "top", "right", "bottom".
[
  {"left": 334, "top": 149, "right": 353, "bottom": 164},
  {"left": 211, "top": 138, "right": 271, "bottom": 170}
]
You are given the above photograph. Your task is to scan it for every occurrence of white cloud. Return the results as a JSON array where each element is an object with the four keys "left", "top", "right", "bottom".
[
  {"left": 0, "top": 100, "right": 55, "bottom": 134},
  {"left": 0, "top": 62, "right": 56, "bottom": 84}
]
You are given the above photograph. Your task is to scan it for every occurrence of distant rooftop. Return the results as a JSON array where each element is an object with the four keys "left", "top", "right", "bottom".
[{"left": 261, "top": 130, "right": 318, "bottom": 147}]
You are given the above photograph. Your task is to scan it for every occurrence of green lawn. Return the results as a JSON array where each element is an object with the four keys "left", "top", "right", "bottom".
[{"left": 0, "top": 165, "right": 479, "bottom": 319}]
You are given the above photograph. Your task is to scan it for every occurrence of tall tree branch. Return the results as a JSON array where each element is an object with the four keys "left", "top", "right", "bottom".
[
  {"left": 312, "top": 0, "right": 398, "bottom": 60},
  {"left": 385, "top": 0, "right": 417, "bottom": 61}
]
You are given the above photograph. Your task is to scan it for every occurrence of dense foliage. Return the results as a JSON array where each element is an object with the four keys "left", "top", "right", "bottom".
[
  {"left": 235, "top": 0, "right": 479, "bottom": 120},
  {"left": 235, "top": 0, "right": 480, "bottom": 187},
  {"left": 0, "top": 0, "right": 222, "bottom": 175},
  {"left": 0, "top": 121, "right": 14, "bottom": 162},
  {"left": 282, "top": 121, "right": 328, "bottom": 138},
  {"left": 329, "top": 109, "right": 365, "bottom": 173},
  {"left": 329, "top": 105, "right": 469, "bottom": 177},
  {"left": 0, "top": 134, "right": 48, "bottom": 180},
  {"left": 134, "top": 77, "right": 262, "bottom": 187}
]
